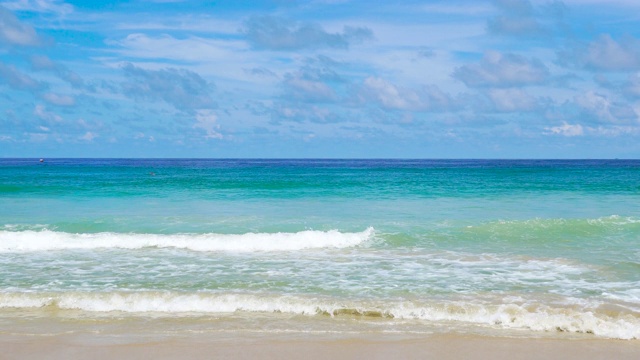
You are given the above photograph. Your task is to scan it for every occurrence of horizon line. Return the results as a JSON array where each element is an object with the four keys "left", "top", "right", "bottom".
[{"left": 1, "top": 157, "right": 637, "bottom": 161}]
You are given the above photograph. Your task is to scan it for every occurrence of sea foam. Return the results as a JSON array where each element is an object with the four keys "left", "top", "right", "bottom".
[
  {"left": 0, "top": 228, "right": 374, "bottom": 252},
  {"left": 1, "top": 292, "right": 638, "bottom": 340}
]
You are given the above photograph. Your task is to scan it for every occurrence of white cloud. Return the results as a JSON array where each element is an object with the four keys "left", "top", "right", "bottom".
[
  {"left": 486, "top": 0, "right": 553, "bottom": 37},
  {"left": 29, "top": 54, "right": 56, "bottom": 70},
  {"left": 544, "top": 122, "right": 640, "bottom": 137},
  {"left": 586, "top": 125, "right": 640, "bottom": 136},
  {"left": 453, "top": 51, "right": 549, "bottom": 87},
  {"left": 561, "top": 0, "right": 640, "bottom": 7},
  {"left": 363, "top": 77, "right": 421, "bottom": 110},
  {"left": 132, "top": 131, "right": 156, "bottom": 142},
  {"left": 584, "top": 35, "right": 640, "bottom": 71},
  {"left": 121, "top": 63, "right": 215, "bottom": 111},
  {"left": 241, "top": 15, "right": 373, "bottom": 50},
  {"left": 545, "top": 122, "right": 584, "bottom": 136},
  {"left": 0, "top": 61, "right": 45, "bottom": 91},
  {"left": 80, "top": 131, "right": 97, "bottom": 141},
  {"left": 421, "top": 3, "right": 493, "bottom": 15},
  {"left": 0, "top": 5, "right": 42, "bottom": 46},
  {"left": 624, "top": 73, "right": 640, "bottom": 98},
  {"left": 109, "top": 33, "right": 275, "bottom": 83},
  {"left": 113, "top": 16, "right": 238, "bottom": 34},
  {"left": 488, "top": 88, "right": 538, "bottom": 112},
  {"left": 194, "top": 109, "right": 222, "bottom": 139},
  {"left": 487, "top": 16, "right": 542, "bottom": 36},
  {"left": 560, "top": 35, "right": 640, "bottom": 72},
  {"left": 2, "top": 0, "right": 73, "bottom": 15},
  {"left": 42, "top": 92, "right": 75, "bottom": 106},
  {"left": 28, "top": 132, "right": 48, "bottom": 142},
  {"left": 358, "top": 77, "right": 452, "bottom": 112},
  {"left": 270, "top": 103, "right": 339, "bottom": 124},
  {"left": 284, "top": 74, "right": 336, "bottom": 102},
  {"left": 110, "top": 33, "right": 244, "bottom": 63},
  {"left": 573, "top": 91, "right": 636, "bottom": 124},
  {"left": 33, "top": 104, "right": 62, "bottom": 123},
  {"left": 574, "top": 91, "right": 611, "bottom": 118},
  {"left": 245, "top": 67, "right": 277, "bottom": 78},
  {"left": 30, "top": 55, "right": 84, "bottom": 88}
]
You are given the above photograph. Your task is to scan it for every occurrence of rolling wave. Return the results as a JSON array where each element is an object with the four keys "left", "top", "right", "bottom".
[{"left": 0, "top": 228, "right": 374, "bottom": 252}]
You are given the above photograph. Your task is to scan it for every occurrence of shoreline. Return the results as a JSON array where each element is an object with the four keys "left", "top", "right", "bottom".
[
  {"left": 2, "top": 315, "right": 639, "bottom": 360},
  {"left": 3, "top": 331, "right": 640, "bottom": 360}
]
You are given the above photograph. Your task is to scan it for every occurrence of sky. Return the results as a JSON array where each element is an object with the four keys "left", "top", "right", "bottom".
[{"left": 1, "top": 0, "right": 640, "bottom": 158}]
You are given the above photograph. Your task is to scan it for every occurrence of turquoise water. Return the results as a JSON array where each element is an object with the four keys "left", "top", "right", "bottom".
[{"left": 1, "top": 159, "right": 639, "bottom": 339}]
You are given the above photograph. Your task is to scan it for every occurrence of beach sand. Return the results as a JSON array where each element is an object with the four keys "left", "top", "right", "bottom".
[
  {"left": 2, "top": 313, "right": 640, "bottom": 359},
  {"left": 2, "top": 330, "right": 640, "bottom": 360}
]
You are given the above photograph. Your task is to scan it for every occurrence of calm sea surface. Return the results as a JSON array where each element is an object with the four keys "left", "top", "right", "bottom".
[{"left": 1, "top": 159, "right": 639, "bottom": 339}]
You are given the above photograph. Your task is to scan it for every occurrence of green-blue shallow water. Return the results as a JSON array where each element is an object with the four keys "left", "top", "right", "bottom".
[{"left": 1, "top": 159, "right": 639, "bottom": 339}]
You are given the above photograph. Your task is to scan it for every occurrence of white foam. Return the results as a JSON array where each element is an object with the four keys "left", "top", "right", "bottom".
[
  {"left": 588, "top": 215, "right": 640, "bottom": 225},
  {"left": 0, "top": 292, "right": 323, "bottom": 315},
  {"left": 0, "top": 228, "right": 374, "bottom": 252},
  {"left": 390, "top": 302, "right": 640, "bottom": 340},
  {"left": 1, "top": 292, "right": 638, "bottom": 340}
]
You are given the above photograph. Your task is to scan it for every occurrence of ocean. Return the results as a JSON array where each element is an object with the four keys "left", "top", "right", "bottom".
[{"left": 1, "top": 159, "right": 639, "bottom": 340}]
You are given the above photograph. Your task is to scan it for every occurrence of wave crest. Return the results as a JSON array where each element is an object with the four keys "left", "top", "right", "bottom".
[{"left": 0, "top": 228, "right": 374, "bottom": 252}]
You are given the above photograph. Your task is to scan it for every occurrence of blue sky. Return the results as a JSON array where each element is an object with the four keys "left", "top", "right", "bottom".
[{"left": 1, "top": 0, "right": 640, "bottom": 158}]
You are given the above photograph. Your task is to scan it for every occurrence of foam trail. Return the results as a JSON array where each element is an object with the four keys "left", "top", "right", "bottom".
[
  {"left": 0, "top": 228, "right": 374, "bottom": 252},
  {"left": 390, "top": 302, "right": 640, "bottom": 340},
  {"left": 1, "top": 292, "right": 639, "bottom": 340}
]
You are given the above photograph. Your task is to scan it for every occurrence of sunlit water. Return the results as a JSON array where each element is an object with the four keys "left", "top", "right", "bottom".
[{"left": 1, "top": 159, "right": 639, "bottom": 339}]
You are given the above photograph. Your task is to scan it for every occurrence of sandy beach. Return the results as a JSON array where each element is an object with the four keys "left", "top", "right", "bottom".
[
  {"left": 3, "top": 331, "right": 640, "bottom": 360},
  {"left": 2, "top": 314, "right": 639, "bottom": 360}
]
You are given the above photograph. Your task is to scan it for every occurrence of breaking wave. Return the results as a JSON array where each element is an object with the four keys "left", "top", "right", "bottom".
[
  {"left": 0, "top": 228, "right": 374, "bottom": 252},
  {"left": 1, "top": 292, "right": 638, "bottom": 340}
]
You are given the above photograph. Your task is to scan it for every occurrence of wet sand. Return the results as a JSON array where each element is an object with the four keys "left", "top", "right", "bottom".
[
  {"left": 2, "top": 312, "right": 639, "bottom": 359},
  {"left": 2, "top": 332, "right": 640, "bottom": 360}
]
